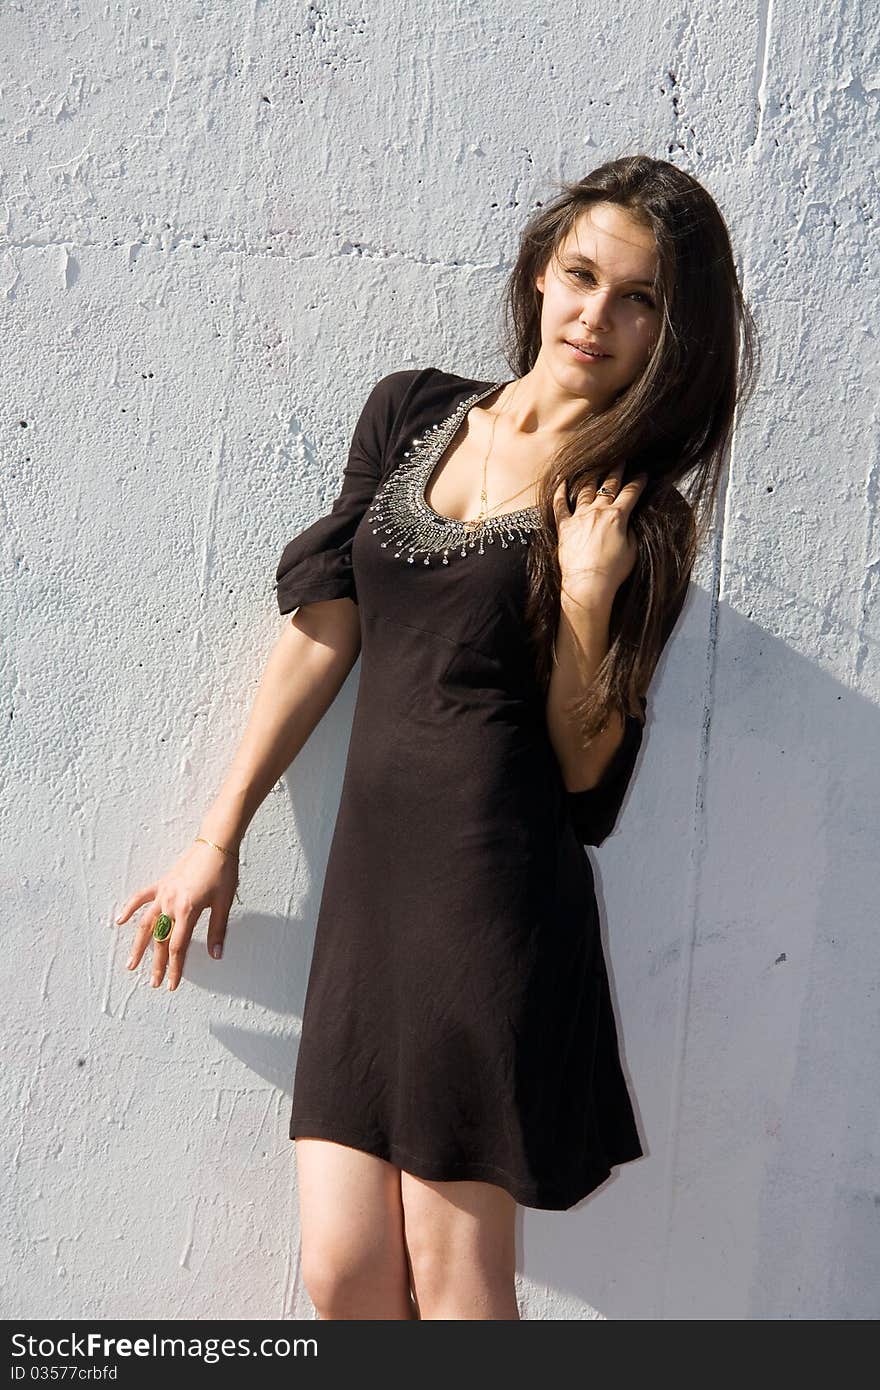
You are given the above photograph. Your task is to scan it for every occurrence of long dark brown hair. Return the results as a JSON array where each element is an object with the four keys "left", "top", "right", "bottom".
[{"left": 499, "top": 154, "right": 760, "bottom": 744}]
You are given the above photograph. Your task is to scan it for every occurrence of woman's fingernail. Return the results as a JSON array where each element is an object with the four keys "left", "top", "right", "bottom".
[{"left": 211, "top": 945, "right": 222, "bottom": 959}]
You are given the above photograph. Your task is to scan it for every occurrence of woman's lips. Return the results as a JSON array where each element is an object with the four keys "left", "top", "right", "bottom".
[{"left": 566, "top": 341, "right": 612, "bottom": 363}]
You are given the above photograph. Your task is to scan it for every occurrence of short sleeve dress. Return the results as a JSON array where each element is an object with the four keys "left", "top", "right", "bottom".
[{"left": 274, "top": 366, "right": 678, "bottom": 1211}]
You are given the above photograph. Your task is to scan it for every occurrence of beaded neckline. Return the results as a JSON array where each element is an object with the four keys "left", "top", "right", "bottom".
[{"left": 366, "top": 382, "right": 543, "bottom": 566}]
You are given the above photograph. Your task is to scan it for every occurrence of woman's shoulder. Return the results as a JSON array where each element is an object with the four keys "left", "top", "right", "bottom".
[
  {"left": 363, "top": 366, "right": 498, "bottom": 460},
  {"left": 368, "top": 365, "right": 495, "bottom": 410},
  {"left": 387, "top": 364, "right": 499, "bottom": 418}
]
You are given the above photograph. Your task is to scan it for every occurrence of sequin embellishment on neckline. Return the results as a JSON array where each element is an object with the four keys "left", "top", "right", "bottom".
[{"left": 366, "top": 382, "right": 543, "bottom": 565}]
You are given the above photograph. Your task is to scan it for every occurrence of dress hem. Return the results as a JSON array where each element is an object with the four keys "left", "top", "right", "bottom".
[{"left": 289, "top": 1114, "right": 643, "bottom": 1213}]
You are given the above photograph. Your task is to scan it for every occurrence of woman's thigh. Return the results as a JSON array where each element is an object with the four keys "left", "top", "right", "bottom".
[
  {"left": 400, "top": 1171, "right": 518, "bottom": 1315},
  {"left": 294, "top": 1138, "right": 413, "bottom": 1296}
]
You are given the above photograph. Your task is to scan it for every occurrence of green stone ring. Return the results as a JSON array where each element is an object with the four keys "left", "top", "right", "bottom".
[{"left": 153, "top": 913, "right": 174, "bottom": 942}]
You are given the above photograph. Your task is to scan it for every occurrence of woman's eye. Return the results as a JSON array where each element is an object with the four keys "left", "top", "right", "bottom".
[{"left": 570, "top": 269, "right": 655, "bottom": 308}]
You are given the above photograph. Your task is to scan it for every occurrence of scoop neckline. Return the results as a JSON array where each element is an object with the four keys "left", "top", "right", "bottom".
[{"left": 419, "top": 380, "right": 544, "bottom": 527}]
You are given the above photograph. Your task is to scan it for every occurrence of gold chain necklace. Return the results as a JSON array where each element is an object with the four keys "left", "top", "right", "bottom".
[{"left": 464, "top": 377, "right": 539, "bottom": 529}]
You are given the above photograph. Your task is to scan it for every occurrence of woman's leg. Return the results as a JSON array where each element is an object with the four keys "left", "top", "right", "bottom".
[
  {"left": 401, "top": 1172, "right": 520, "bottom": 1320},
  {"left": 295, "top": 1138, "right": 417, "bottom": 1319}
]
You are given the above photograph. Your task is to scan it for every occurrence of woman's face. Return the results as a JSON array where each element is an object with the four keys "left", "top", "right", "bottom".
[{"left": 535, "top": 202, "right": 660, "bottom": 409}]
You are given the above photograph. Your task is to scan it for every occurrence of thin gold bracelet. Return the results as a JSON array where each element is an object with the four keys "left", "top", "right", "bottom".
[
  {"left": 195, "top": 835, "right": 239, "bottom": 860},
  {"left": 195, "top": 835, "right": 243, "bottom": 905}
]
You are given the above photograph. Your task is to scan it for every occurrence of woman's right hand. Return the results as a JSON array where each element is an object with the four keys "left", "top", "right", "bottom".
[{"left": 114, "top": 839, "right": 240, "bottom": 992}]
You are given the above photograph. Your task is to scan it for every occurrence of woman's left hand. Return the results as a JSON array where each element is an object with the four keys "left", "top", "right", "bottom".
[{"left": 553, "top": 462, "right": 648, "bottom": 608}]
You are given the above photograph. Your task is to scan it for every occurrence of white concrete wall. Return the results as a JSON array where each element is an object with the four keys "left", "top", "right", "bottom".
[{"left": 2, "top": 0, "right": 877, "bottom": 1320}]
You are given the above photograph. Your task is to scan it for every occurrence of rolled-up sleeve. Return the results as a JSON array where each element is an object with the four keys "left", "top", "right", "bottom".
[
  {"left": 565, "top": 560, "right": 691, "bottom": 847},
  {"left": 565, "top": 696, "right": 647, "bottom": 847},
  {"left": 274, "top": 370, "right": 415, "bottom": 615}
]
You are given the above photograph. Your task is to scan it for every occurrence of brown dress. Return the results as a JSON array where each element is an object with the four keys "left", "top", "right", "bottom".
[{"left": 274, "top": 367, "right": 663, "bottom": 1210}]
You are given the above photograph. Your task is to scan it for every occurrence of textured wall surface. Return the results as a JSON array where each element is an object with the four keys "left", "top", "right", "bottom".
[{"left": 2, "top": 1, "right": 877, "bottom": 1321}]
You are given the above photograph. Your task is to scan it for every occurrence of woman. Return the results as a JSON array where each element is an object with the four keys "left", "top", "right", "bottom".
[{"left": 115, "top": 155, "right": 759, "bottom": 1320}]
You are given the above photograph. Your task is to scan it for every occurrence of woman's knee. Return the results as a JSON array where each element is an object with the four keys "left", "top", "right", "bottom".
[{"left": 300, "top": 1234, "right": 386, "bottom": 1316}]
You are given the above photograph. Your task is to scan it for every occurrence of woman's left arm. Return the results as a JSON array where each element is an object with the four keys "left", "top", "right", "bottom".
[
  {"left": 545, "top": 462, "right": 648, "bottom": 792},
  {"left": 546, "top": 589, "right": 626, "bottom": 792}
]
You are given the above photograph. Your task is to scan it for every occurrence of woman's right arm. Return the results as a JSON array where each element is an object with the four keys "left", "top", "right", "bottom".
[
  {"left": 117, "top": 368, "right": 421, "bottom": 988},
  {"left": 115, "top": 598, "right": 361, "bottom": 991},
  {"left": 198, "top": 599, "right": 362, "bottom": 852}
]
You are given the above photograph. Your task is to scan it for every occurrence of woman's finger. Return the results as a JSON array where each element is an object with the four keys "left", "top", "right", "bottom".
[
  {"left": 572, "top": 474, "right": 598, "bottom": 509},
  {"left": 125, "top": 900, "right": 163, "bottom": 971},
  {"left": 587, "top": 462, "right": 627, "bottom": 507},
  {"left": 612, "top": 472, "right": 649, "bottom": 517},
  {"left": 206, "top": 903, "right": 229, "bottom": 963},
  {"left": 150, "top": 934, "right": 171, "bottom": 989},
  {"left": 164, "top": 909, "right": 197, "bottom": 992},
  {"left": 114, "top": 884, "right": 157, "bottom": 926},
  {"left": 149, "top": 903, "right": 180, "bottom": 988}
]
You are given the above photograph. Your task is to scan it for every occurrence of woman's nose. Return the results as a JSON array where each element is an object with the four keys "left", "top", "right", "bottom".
[{"left": 580, "top": 292, "right": 613, "bottom": 332}]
